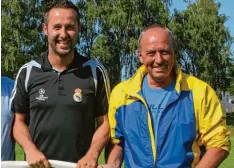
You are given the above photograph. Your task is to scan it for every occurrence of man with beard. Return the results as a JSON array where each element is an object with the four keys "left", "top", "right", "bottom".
[
  {"left": 106, "top": 25, "right": 230, "bottom": 168},
  {"left": 11, "top": 1, "right": 110, "bottom": 168}
]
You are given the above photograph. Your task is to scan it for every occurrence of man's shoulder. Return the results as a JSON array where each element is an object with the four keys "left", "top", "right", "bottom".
[
  {"left": 1, "top": 77, "right": 14, "bottom": 84},
  {"left": 112, "top": 80, "right": 130, "bottom": 95},
  {"left": 1, "top": 77, "right": 14, "bottom": 91},
  {"left": 181, "top": 72, "right": 210, "bottom": 90},
  {"left": 17, "top": 60, "right": 41, "bottom": 75},
  {"left": 80, "top": 56, "right": 108, "bottom": 77},
  {"left": 18, "top": 59, "right": 41, "bottom": 69},
  {"left": 181, "top": 72, "right": 216, "bottom": 101},
  {"left": 80, "top": 56, "right": 105, "bottom": 68}
]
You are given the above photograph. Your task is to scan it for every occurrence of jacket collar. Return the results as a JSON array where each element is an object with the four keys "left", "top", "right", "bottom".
[{"left": 124, "top": 63, "right": 183, "bottom": 95}]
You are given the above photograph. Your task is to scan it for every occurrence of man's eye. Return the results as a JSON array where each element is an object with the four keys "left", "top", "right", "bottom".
[
  {"left": 147, "top": 52, "right": 155, "bottom": 57},
  {"left": 161, "top": 51, "right": 170, "bottom": 55},
  {"left": 54, "top": 25, "right": 61, "bottom": 30},
  {"left": 67, "top": 26, "right": 74, "bottom": 30}
]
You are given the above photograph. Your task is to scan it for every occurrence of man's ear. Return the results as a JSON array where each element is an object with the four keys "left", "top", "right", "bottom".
[
  {"left": 137, "top": 49, "right": 143, "bottom": 64},
  {"left": 78, "top": 24, "right": 82, "bottom": 32},
  {"left": 42, "top": 23, "right": 48, "bottom": 36}
]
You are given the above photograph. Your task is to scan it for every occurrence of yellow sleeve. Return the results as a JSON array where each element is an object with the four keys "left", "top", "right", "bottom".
[
  {"left": 198, "top": 85, "right": 231, "bottom": 152},
  {"left": 108, "top": 87, "right": 121, "bottom": 145}
]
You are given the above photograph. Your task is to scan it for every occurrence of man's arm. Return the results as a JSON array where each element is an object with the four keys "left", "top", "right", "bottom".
[
  {"left": 76, "top": 114, "right": 110, "bottom": 168},
  {"left": 97, "top": 143, "right": 123, "bottom": 168},
  {"left": 13, "top": 113, "right": 50, "bottom": 168},
  {"left": 196, "top": 148, "right": 229, "bottom": 168},
  {"left": 197, "top": 84, "right": 230, "bottom": 167},
  {"left": 106, "top": 144, "right": 123, "bottom": 168}
]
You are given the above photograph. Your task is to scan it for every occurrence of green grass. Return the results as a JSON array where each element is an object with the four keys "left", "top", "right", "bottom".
[
  {"left": 219, "top": 126, "right": 234, "bottom": 168},
  {"left": 15, "top": 143, "right": 24, "bottom": 161},
  {"left": 15, "top": 127, "right": 234, "bottom": 167}
]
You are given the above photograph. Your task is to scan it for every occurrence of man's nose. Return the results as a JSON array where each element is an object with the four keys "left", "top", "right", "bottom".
[
  {"left": 154, "top": 52, "right": 163, "bottom": 64},
  {"left": 59, "top": 27, "right": 68, "bottom": 38}
]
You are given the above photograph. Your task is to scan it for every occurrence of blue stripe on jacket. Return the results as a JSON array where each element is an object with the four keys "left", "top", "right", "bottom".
[{"left": 114, "top": 90, "right": 196, "bottom": 168}]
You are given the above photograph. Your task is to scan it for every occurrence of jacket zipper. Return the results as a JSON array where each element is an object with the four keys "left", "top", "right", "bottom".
[{"left": 127, "top": 92, "right": 157, "bottom": 167}]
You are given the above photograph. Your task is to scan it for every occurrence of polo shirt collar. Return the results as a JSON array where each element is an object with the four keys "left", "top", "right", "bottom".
[{"left": 41, "top": 50, "right": 83, "bottom": 71}]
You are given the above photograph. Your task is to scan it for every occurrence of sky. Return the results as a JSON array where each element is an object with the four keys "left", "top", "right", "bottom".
[
  {"left": 71, "top": 0, "right": 234, "bottom": 55},
  {"left": 170, "top": 0, "right": 234, "bottom": 54}
]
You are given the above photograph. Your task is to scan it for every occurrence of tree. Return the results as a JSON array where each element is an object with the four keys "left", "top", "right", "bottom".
[
  {"left": 1, "top": 0, "right": 46, "bottom": 78},
  {"left": 2, "top": 0, "right": 172, "bottom": 86},
  {"left": 228, "top": 60, "right": 234, "bottom": 96},
  {"left": 170, "top": 0, "right": 233, "bottom": 91},
  {"left": 77, "top": 0, "right": 172, "bottom": 87}
]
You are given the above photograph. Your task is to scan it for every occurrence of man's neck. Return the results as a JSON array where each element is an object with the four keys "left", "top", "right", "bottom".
[
  {"left": 148, "top": 73, "right": 175, "bottom": 89},
  {"left": 48, "top": 50, "right": 75, "bottom": 72}
]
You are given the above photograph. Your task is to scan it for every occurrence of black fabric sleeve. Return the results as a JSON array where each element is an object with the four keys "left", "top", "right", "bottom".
[
  {"left": 94, "top": 65, "right": 110, "bottom": 117},
  {"left": 11, "top": 66, "right": 30, "bottom": 114}
]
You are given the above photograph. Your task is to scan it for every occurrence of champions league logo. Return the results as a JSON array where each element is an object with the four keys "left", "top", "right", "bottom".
[
  {"left": 73, "top": 88, "right": 82, "bottom": 102},
  {"left": 36, "top": 88, "right": 48, "bottom": 101}
]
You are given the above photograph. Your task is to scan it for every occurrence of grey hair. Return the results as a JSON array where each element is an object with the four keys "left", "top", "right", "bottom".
[{"left": 137, "top": 24, "right": 177, "bottom": 53}]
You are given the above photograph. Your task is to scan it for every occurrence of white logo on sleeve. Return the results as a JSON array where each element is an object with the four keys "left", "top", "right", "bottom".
[
  {"left": 36, "top": 88, "right": 48, "bottom": 101},
  {"left": 39, "top": 88, "right": 45, "bottom": 94}
]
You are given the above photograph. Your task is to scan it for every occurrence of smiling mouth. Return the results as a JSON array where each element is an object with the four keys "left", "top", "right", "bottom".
[
  {"left": 153, "top": 64, "right": 168, "bottom": 70},
  {"left": 57, "top": 40, "right": 70, "bottom": 45}
]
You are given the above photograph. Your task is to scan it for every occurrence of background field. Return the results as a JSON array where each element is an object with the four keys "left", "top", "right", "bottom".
[{"left": 15, "top": 122, "right": 234, "bottom": 167}]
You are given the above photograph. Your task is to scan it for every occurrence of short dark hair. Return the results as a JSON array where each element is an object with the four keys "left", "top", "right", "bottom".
[{"left": 44, "top": 0, "right": 80, "bottom": 26}]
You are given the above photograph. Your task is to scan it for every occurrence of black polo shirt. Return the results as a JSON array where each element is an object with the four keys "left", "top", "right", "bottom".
[{"left": 11, "top": 50, "right": 110, "bottom": 162}]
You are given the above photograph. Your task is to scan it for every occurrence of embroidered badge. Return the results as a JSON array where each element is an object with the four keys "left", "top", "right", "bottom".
[
  {"left": 73, "top": 88, "right": 82, "bottom": 102},
  {"left": 36, "top": 88, "right": 48, "bottom": 101}
]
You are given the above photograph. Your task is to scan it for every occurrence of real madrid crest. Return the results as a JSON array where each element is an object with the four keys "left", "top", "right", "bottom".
[{"left": 73, "top": 88, "right": 82, "bottom": 102}]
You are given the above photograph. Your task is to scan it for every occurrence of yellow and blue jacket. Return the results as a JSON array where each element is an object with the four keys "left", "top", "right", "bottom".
[{"left": 108, "top": 65, "right": 230, "bottom": 168}]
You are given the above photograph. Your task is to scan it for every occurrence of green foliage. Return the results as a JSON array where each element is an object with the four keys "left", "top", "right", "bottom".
[
  {"left": 77, "top": 0, "right": 171, "bottom": 87},
  {"left": 1, "top": 0, "right": 46, "bottom": 78},
  {"left": 170, "top": 0, "right": 233, "bottom": 91},
  {"left": 227, "top": 61, "right": 234, "bottom": 96},
  {"left": 1, "top": 0, "right": 233, "bottom": 92},
  {"left": 229, "top": 82, "right": 234, "bottom": 96},
  {"left": 219, "top": 127, "right": 234, "bottom": 168}
]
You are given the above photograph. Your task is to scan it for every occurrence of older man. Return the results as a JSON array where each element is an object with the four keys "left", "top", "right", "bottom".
[{"left": 106, "top": 25, "right": 230, "bottom": 168}]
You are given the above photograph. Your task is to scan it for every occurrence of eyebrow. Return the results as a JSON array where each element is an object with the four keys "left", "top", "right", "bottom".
[
  {"left": 52, "top": 23, "right": 76, "bottom": 27},
  {"left": 146, "top": 49, "right": 156, "bottom": 52}
]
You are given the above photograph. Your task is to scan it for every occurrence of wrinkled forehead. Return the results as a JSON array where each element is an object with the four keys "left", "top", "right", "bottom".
[{"left": 140, "top": 28, "right": 172, "bottom": 48}]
